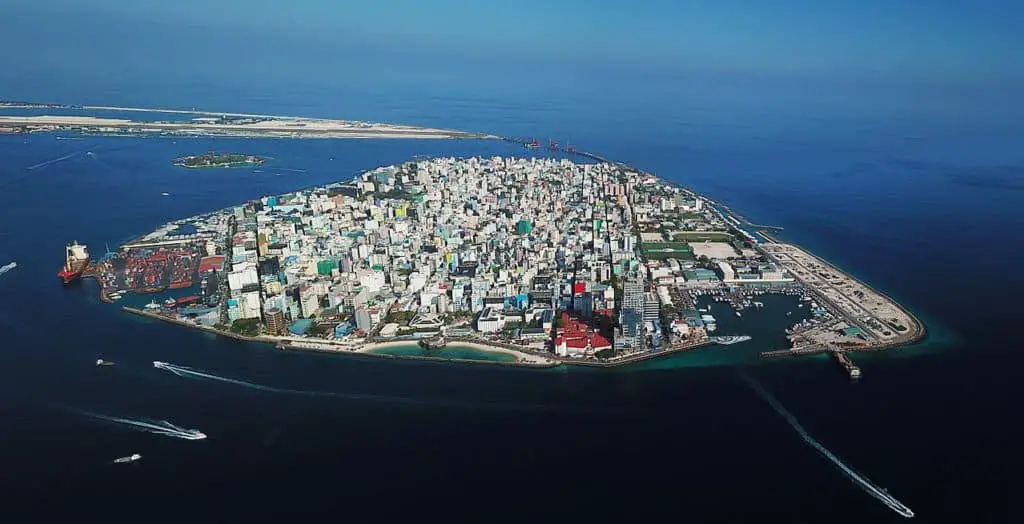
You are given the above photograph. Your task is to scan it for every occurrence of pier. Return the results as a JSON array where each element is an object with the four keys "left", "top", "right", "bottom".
[
  {"left": 760, "top": 345, "right": 832, "bottom": 358},
  {"left": 761, "top": 345, "right": 862, "bottom": 379}
]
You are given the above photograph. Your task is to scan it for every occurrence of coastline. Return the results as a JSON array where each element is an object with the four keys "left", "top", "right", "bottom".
[
  {"left": 119, "top": 306, "right": 718, "bottom": 370},
  {"left": 121, "top": 306, "right": 561, "bottom": 369}
]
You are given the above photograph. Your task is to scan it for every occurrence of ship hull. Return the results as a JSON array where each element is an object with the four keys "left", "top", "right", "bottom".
[{"left": 58, "top": 269, "right": 85, "bottom": 285}]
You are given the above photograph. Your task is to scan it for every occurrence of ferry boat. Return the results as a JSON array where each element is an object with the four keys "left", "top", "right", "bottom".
[{"left": 57, "top": 241, "right": 89, "bottom": 284}]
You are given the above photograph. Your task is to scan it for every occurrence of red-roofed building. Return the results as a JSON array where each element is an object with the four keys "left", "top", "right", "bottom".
[
  {"left": 591, "top": 334, "right": 612, "bottom": 351},
  {"left": 555, "top": 310, "right": 615, "bottom": 357},
  {"left": 199, "top": 255, "right": 226, "bottom": 274}
]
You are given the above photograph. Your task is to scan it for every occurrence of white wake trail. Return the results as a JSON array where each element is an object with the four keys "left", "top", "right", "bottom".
[
  {"left": 26, "top": 149, "right": 88, "bottom": 170},
  {"left": 152, "top": 361, "right": 588, "bottom": 413},
  {"left": 739, "top": 371, "right": 914, "bottom": 518},
  {"left": 0, "top": 261, "right": 16, "bottom": 277},
  {"left": 80, "top": 411, "right": 206, "bottom": 440}
]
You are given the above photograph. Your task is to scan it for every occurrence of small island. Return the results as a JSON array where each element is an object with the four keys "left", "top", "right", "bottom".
[{"left": 173, "top": 152, "right": 266, "bottom": 168}]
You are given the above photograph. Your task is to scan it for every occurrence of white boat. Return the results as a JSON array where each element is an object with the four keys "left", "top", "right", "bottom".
[
  {"left": 0, "top": 261, "right": 16, "bottom": 275},
  {"left": 736, "top": 311, "right": 742, "bottom": 317},
  {"left": 712, "top": 335, "right": 752, "bottom": 345},
  {"left": 705, "top": 323, "right": 717, "bottom": 332},
  {"left": 145, "top": 300, "right": 161, "bottom": 310},
  {"left": 161, "top": 192, "right": 170, "bottom": 196},
  {"left": 95, "top": 359, "right": 115, "bottom": 366},
  {"left": 113, "top": 453, "right": 141, "bottom": 464}
]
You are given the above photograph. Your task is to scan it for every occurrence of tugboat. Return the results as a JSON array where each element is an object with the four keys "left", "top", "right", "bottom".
[{"left": 57, "top": 241, "right": 89, "bottom": 284}]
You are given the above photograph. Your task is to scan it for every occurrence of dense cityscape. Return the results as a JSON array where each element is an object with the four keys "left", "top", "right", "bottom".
[{"left": 83, "top": 156, "right": 923, "bottom": 370}]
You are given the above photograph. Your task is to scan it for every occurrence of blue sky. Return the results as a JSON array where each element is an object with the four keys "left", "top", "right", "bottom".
[
  {"left": 2, "top": 0, "right": 1022, "bottom": 119},
  {"left": 10, "top": 0, "right": 1021, "bottom": 80}
]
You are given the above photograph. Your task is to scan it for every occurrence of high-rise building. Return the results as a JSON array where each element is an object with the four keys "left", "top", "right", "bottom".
[
  {"left": 300, "top": 285, "right": 320, "bottom": 318},
  {"left": 264, "top": 307, "right": 286, "bottom": 335},
  {"left": 643, "top": 292, "right": 660, "bottom": 322},
  {"left": 355, "top": 306, "right": 372, "bottom": 332}
]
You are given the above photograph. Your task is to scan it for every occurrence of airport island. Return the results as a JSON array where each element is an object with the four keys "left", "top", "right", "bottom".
[
  {"left": 0, "top": 102, "right": 493, "bottom": 139},
  {"left": 71, "top": 156, "right": 924, "bottom": 373}
]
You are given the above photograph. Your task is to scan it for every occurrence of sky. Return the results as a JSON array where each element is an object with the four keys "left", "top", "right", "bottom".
[{"left": 2, "top": 0, "right": 1023, "bottom": 120}]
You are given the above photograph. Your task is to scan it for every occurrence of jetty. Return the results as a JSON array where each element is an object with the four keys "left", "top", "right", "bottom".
[{"left": 761, "top": 344, "right": 862, "bottom": 379}]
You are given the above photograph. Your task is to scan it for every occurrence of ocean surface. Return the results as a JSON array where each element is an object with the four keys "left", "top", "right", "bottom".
[{"left": 1, "top": 86, "right": 1022, "bottom": 523}]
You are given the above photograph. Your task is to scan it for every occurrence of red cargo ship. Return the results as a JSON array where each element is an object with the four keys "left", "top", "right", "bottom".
[
  {"left": 175, "top": 295, "right": 201, "bottom": 307},
  {"left": 57, "top": 241, "right": 89, "bottom": 284}
]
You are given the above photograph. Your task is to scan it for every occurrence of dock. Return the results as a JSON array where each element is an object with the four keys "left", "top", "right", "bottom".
[
  {"left": 761, "top": 345, "right": 862, "bottom": 379},
  {"left": 760, "top": 345, "right": 831, "bottom": 358},
  {"left": 832, "top": 351, "right": 862, "bottom": 380}
]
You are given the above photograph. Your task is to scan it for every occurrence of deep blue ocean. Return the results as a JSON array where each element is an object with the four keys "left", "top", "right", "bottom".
[{"left": 1, "top": 81, "right": 1023, "bottom": 524}]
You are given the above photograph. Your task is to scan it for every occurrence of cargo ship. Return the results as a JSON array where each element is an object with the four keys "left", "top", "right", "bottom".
[{"left": 57, "top": 241, "right": 89, "bottom": 284}]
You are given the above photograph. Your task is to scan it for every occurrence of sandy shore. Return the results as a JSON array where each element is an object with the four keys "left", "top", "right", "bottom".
[{"left": 358, "top": 340, "right": 560, "bottom": 366}]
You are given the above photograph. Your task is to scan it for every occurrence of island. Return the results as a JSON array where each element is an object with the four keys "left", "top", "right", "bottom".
[
  {"left": 0, "top": 102, "right": 494, "bottom": 139},
  {"left": 173, "top": 152, "right": 266, "bottom": 168},
  {"left": 79, "top": 154, "right": 924, "bottom": 373}
]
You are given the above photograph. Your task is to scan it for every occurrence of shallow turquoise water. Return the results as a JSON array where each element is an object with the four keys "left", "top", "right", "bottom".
[{"left": 369, "top": 344, "right": 517, "bottom": 363}]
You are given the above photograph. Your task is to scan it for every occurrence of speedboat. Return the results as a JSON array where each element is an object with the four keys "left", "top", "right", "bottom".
[
  {"left": 113, "top": 453, "right": 142, "bottom": 464},
  {"left": 95, "top": 359, "right": 115, "bottom": 366}
]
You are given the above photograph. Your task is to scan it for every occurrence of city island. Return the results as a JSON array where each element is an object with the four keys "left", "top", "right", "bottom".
[
  {"left": 173, "top": 152, "right": 267, "bottom": 169},
  {"left": 69, "top": 156, "right": 925, "bottom": 374}
]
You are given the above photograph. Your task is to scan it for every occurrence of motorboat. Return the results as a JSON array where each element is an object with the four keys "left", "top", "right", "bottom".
[{"left": 113, "top": 453, "right": 142, "bottom": 464}]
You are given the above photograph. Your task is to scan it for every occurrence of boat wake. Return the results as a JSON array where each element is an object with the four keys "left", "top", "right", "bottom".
[
  {"left": 25, "top": 149, "right": 88, "bottom": 171},
  {"left": 79, "top": 411, "right": 206, "bottom": 440},
  {"left": 0, "top": 261, "right": 16, "bottom": 277},
  {"left": 739, "top": 371, "right": 914, "bottom": 518},
  {"left": 152, "top": 360, "right": 599, "bottom": 414}
]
